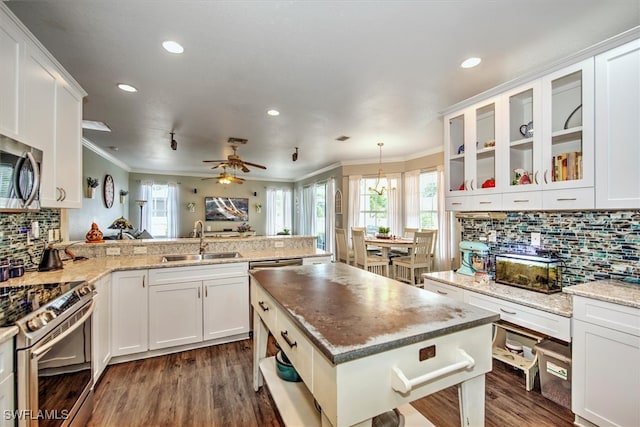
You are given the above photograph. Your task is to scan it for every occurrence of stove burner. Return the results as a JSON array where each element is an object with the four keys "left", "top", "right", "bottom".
[{"left": 0, "top": 280, "right": 91, "bottom": 329}]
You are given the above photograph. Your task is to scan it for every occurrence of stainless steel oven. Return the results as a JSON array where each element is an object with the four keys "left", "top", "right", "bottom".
[{"left": 1, "top": 281, "right": 95, "bottom": 427}]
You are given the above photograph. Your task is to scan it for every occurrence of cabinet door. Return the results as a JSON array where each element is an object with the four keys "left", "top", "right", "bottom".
[
  {"left": 21, "top": 43, "right": 56, "bottom": 151},
  {"left": 501, "top": 81, "right": 543, "bottom": 208},
  {"left": 572, "top": 319, "right": 640, "bottom": 427},
  {"left": 92, "top": 274, "right": 111, "bottom": 383},
  {"left": 111, "top": 270, "right": 148, "bottom": 357},
  {"left": 445, "top": 110, "right": 468, "bottom": 195},
  {"left": 422, "top": 279, "right": 465, "bottom": 301},
  {"left": 203, "top": 276, "right": 249, "bottom": 341},
  {"left": 0, "top": 11, "right": 21, "bottom": 138},
  {"left": 541, "top": 58, "right": 595, "bottom": 195},
  {"left": 41, "top": 78, "right": 83, "bottom": 208},
  {"left": 595, "top": 39, "right": 640, "bottom": 209},
  {"left": 149, "top": 281, "right": 203, "bottom": 350},
  {"left": 0, "top": 373, "right": 14, "bottom": 427}
]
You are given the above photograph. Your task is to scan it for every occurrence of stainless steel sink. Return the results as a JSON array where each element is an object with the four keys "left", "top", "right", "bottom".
[{"left": 160, "top": 252, "right": 241, "bottom": 262}]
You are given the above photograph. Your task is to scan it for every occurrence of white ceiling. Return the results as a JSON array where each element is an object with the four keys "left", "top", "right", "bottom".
[{"left": 6, "top": 1, "right": 640, "bottom": 181}]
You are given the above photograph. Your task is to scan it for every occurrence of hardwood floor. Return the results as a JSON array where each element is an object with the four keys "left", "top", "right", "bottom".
[{"left": 88, "top": 339, "right": 574, "bottom": 427}]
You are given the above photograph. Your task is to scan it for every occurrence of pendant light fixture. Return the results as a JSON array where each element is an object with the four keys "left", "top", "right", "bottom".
[{"left": 369, "top": 142, "right": 386, "bottom": 195}]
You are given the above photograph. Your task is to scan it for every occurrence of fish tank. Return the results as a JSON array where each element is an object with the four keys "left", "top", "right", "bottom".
[{"left": 495, "top": 254, "right": 562, "bottom": 294}]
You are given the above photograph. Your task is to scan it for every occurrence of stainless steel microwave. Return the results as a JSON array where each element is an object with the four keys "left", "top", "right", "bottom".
[{"left": 0, "top": 134, "right": 42, "bottom": 212}]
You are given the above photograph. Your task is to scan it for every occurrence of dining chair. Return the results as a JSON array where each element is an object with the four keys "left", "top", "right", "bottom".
[
  {"left": 335, "top": 228, "right": 354, "bottom": 265},
  {"left": 351, "top": 228, "right": 389, "bottom": 277},
  {"left": 392, "top": 230, "right": 437, "bottom": 286}
]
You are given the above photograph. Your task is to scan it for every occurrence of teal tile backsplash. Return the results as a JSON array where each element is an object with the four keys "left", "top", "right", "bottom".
[{"left": 460, "top": 210, "right": 640, "bottom": 286}]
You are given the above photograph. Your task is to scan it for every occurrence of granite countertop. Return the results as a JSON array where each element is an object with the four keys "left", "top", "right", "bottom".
[
  {"left": 251, "top": 263, "right": 499, "bottom": 364},
  {"left": 562, "top": 279, "right": 640, "bottom": 309},
  {"left": 423, "top": 271, "right": 573, "bottom": 317},
  {"left": 0, "top": 247, "right": 331, "bottom": 343}
]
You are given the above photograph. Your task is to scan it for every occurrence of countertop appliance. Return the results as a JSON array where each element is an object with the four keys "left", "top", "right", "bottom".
[
  {"left": 1, "top": 280, "right": 96, "bottom": 427},
  {"left": 495, "top": 253, "right": 562, "bottom": 293},
  {"left": 0, "top": 134, "right": 42, "bottom": 212},
  {"left": 457, "top": 241, "right": 490, "bottom": 276}
]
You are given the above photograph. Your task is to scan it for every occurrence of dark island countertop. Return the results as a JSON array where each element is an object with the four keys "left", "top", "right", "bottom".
[{"left": 251, "top": 263, "right": 499, "bottom": 364}]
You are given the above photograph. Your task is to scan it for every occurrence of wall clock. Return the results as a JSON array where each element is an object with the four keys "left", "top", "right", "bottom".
[{"left": 103, "top": 174, "right": 114, "bottom": 208}]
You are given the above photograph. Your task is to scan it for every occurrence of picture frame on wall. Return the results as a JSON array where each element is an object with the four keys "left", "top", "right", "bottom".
[{"left": 205, "top": 197, "right": 249, "bottom": 221}]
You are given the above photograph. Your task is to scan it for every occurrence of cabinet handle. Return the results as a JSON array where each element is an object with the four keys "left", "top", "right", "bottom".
[
  {"left": 534, "top": 171, "right": 539, "bottom": 184},
  {"left": 556, "top": 198, "right": 577, "bottom": 201},
  {"left": 198, "top": 288, "right": 201, "bottom": 299},
  {"left": 470, "top": 179, "right": 475, "bottom": 190},
  {"left": 436, "top": 290, "right": 448, "bottom": 295},
  {"left": 142, "top": 276, "right": 145, "bottom": 288},
  {"left": 205, "top": 287, "right": 208, "bottom": 298},
  {"left": 500, "top": 308, "right": 517, "bottom": 315},
  {"left": 451, "top": 202, "right": 463, "bottom": 206},
  {"left": 258, "top": 301, "right": 269, "bottom": 312},
  {"left": 56, "top": 187, "right": 61, "bottom": 201},
  {"left": 513, "top": 199, "right": 529, "bottom": 203},
  {"left": 61, "top": 187, "right": 66, "bottom": 201},
  {"left": 280, "top": 330, "right": 297, "bottom": 348},
  {"left": 479, "top": 201, "right": 491, "bottom": 205},
  {"left": 543, "top": 170, "right": 549, "bottom": 184}
]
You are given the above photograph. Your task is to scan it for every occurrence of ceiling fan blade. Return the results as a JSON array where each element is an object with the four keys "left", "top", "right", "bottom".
[
  {"left": 210, "top": 163, "right": 227, "bottom": 170},
  {"left": 203, "top": 159, "right": 227, "bottom": 163},
  {"left": 241, "top": 165, "right": 250, "bottom": 173},
  {"left": 201, "top": 177, "right": 216, "bottom": 180},
  {"left": 230, "top": 178, "right": 244, "bottom": 184},
  {"left": 243, "top": 161, "right": 267, "bottom": 169}
]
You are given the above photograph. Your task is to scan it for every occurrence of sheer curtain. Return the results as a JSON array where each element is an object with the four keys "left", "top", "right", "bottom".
[
  {"left": 167, "top": 182, "right": 178, "bottom": 238},
  {"left": 386, "top": 173, "right": 401, "bottom": 237},
  {"left": 140, "top": 180, "right": 153, "bottom": 232},
  {"left": 300, "top": 185, "right": 315, "bottom": 236},
  {"left": 347, "top": 175, "right": 361, "bottom": 246},
  {"left": 436, "top": 166, "right": 454, "bottom": 271},
  {"left": 266, "top": 188, "right": 277, "bottom": 235},
  {"left": 265, "top": 187, "right": 293, "bottom": 235},
  {"left": 404, "top": 169, "right": 420, "bottom": 229},
  {"left": 326, "top": 178, "right": 335, "bottom": 261}
]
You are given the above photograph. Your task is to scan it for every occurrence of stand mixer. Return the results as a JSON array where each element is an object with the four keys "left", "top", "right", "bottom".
[{"left": 457, "top": 241, "right": 491, "bottom": 276}]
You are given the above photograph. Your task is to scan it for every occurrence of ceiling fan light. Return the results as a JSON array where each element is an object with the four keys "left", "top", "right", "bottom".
[
  {"left": 267, "top": 109, "right": 280, "bottom": 116},
  {"left": 461, "top": 57, "right": 481, "bottom": 69},
  {"left": 117, "top": 83, "right": 138, "bottom": 92},
  {"left": 162, "top": 40, "right": 184, "bottom": 54}
]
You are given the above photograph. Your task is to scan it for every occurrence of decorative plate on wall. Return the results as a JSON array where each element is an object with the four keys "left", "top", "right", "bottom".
[{"left": 103, "top": 174, "right": 114, "bottom": 208}]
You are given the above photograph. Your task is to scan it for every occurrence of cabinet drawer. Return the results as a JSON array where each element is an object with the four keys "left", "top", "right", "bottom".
[
  {"left": 465, "top": 292, "right": 571, "bottom": 341},
  {"left": 502, "top": 191, "right": 543, "bottom": 211},
  {"left": 573, "top": 296, "right": 640, "bottom": 337},
  {"left": 275, "top": 311, "right": 313, "bottom": 387},
  {"left": 252, "top": 282, "right": 277, "bottom": 332},
  {"left": 472, "top": 193, "right": 502, "bottom": 211},
  {"left": 149, "top": 262, "right": 248, "bottom": 285},
  {"left": 0, "top": 339, "right": 13, "bottom": 382},
  {"left": 423, "top": 280, "right": 465, "bottom": 302},
  {"left": 445, "top": 195, "right": 471, "bottom": 211},
  {"left": 543, "top": 187, "right": 594, "bottom": 210}
]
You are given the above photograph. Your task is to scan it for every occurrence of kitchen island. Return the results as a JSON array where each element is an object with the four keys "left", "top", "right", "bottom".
[{"left": 251, "top": 263, "right": 499, "bottom": 426}]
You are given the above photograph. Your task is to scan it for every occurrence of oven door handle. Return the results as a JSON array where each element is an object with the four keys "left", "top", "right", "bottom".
[{"left": 31, "top": 301, "right": 95, "bottom": 359}]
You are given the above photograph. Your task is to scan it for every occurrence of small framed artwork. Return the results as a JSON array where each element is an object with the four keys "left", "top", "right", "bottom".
[{"left": 335, "top": 189, "right": 342, "bottom": 214}]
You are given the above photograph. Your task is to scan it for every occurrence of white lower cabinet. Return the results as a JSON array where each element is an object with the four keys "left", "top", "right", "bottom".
[
  {"left": 148, "top": 262, "right": 249, "bottom": 351},
  {"left": 0, "top": 339, "right": 14, "bottom": 427},
  {"left": 92, "top": 273, "right": 112, "bottom": 383},
  {"left": 572, "top": 296, "right": 640, "bottom": 427},
  {"left": 111, "top": 270, "right": 148, "bottom": 357},
  {"left": 302, "top": 256, "right": 332, "bottom": 265},
  {"left": 422, "top": 279, "right": 465, "bottom": 302}
]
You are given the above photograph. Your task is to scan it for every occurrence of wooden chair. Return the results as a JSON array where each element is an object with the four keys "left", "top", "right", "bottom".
[
  {"left": 351, "top": 228, "right": 389, "bottom": 277},
  {"left": 392, "top": 230, "right": 437, "bottom": 286},
  {"left": 335, "top": 228, "right": 354, "bottom": 265}
]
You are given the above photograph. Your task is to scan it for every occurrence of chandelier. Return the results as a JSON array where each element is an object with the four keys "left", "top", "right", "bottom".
[{"left": 368, "top": 142, "right": 386, "bottom": 195}]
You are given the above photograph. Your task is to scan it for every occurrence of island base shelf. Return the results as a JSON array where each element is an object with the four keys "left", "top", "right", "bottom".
[{"left": 259, "top": 357, "right": 434, "bottom": 427}]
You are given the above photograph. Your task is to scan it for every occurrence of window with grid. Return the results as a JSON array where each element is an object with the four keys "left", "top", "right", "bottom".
[
  {"left": 358, "top": 177, "right": 388, "bottom": 236},
  {"left": 419, "top": 171, "right": 438, "bottom": 229}
]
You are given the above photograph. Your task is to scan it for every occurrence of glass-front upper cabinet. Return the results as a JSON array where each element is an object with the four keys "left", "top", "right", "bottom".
[
  {"left": 474, "top": 101, "right": 498, "bottom": 192},
  {"left": 503, "top": 82, "right": 542, "bottom": 193},
  {"left": 541, "top": 58, "right": 594, "bottom": 189},
  {"left": 446, "top": 112, "right": 466, "bottom": 194}
]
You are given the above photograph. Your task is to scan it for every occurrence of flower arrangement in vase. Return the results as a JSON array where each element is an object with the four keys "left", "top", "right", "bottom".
[
  {"left": 86, "top": 177, "right": 100, "bottom": 198},
  {"left": 236, "top": 222, "right": 253, "bottom": 237}
]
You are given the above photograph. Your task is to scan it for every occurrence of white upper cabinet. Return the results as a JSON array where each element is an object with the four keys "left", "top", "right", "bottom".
[
  {"left": 0, "top": 4, "right": 86, "bottom": 208},
  {"left": 595, "top": 39, "right": 640, "bottom": 209},
  {"left": 0, "top": 10, "right": 21, "bottom": 138}
]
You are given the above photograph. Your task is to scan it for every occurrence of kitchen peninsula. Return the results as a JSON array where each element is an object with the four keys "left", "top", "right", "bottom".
[{"left": 251, "top": 263, "right": 499, "bottom": 426}]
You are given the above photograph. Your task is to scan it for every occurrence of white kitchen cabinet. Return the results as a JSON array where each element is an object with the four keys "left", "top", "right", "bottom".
[
  {"left": 572, "top": 296, "right": 640, "bottom": 427},
  {"left": 0, "top": 339, "right": 14, "bottom": 427},
  {"left": 595, "top": 39, "right": 640, "bottom": 209},
  {"left": 203, "top": 275, "right": 249, "bottom": 340},
  {"left": 148, "top": 262, "right": 249, "bottom": 351},
  {"left": 422, "top": 279, "right": 465, "bottom": 301},
  {"left": 0, "top": 9, "right": 21, "bottom": 139},
  {"left": 111, "top": 270, "right": 148, "bottom": 357},
  {"left": 92, "top": 273, "right": 111, "bottom": 384}
]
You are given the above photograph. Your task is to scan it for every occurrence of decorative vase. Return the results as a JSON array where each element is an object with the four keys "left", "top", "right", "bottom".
[
  {"left": 86, "top": 187, "right": 96, "bottom": 199},
  {"left": 85, "top": 222, "right": 104, "bottom": 243},
  {"left": 238, "top": 232, "right": 247, "bottom": 238}
]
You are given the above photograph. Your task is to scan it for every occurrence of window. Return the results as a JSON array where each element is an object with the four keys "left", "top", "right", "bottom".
[
  {"left": 266, "top": 187, "right": 292, "bottom": 235},
  {"left": 419, "top": 171, "right": 438, "bottom": 229},
  {"left": 358, "top": 177, "right": 388, "bottom": 236},
  {"left": 141, "top": 181, "right": 178, "bottom": 238}
]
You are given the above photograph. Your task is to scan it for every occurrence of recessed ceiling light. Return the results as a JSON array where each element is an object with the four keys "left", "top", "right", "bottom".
[
  {"left": 117, "top": 83, "right": 138, "bottom": 92},
  {"left": 162, "top": 40, "right": 184, "bottom": 54},
  {"left": 82, "top": 120, "right": 111, "bottom": 132},
  {"left": 267, "top": 109, "right": 280, "bottom": 116},
  {"left": 461, "top": 57, "right": 482, "bottom": 69}
]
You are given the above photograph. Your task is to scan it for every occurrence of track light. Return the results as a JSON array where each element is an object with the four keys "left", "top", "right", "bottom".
[
  {"left": 170, "top": 132, "right": 177, "bottom": 150},
  {"left": 292, "top": 147, "right": 298, "bottom": 162}
]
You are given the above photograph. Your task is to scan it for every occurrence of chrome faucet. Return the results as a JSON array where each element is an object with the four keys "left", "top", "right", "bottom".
[{"left": 194, "top": 220, "right": 208, "bottom": 255}]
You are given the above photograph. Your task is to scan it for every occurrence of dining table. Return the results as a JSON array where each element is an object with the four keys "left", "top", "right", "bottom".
[{"left": 364, "top": 236, "right": 415, "bottom": 258}]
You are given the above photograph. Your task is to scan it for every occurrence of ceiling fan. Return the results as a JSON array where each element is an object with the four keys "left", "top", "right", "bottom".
[
  {"left": 203, "top": 144, "right": 267, "bottom": 173},
  {"left": 201, "top": 166, "right": 245, "bottom": 185}
]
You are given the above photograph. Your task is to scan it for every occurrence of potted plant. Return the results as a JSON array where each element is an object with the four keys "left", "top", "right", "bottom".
[
  {"left": 86, "top": 177, "right": 100, "bottom": 199},
  {"left": 377, "top": 226, "right": 390, "bottom": 239},
  {"left": 236, "top": 222, "right": 253, "bottom": 237}
]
